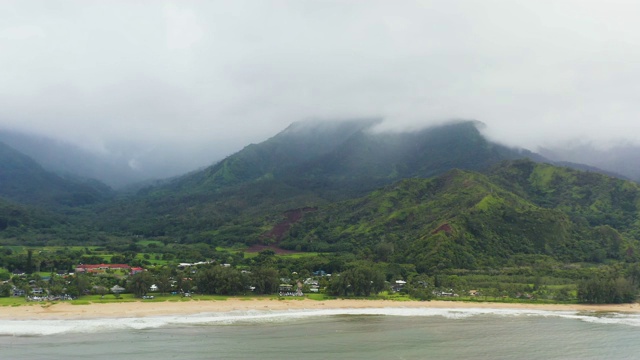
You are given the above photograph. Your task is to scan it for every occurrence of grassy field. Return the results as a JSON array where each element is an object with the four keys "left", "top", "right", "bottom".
[
  {"left": 278, "top": 252, "right": 321, "bottom": 259},
  {"left": 133, "top": 253, "right": 170, "bottom": 265},
  {"left": 0, "top": 297, "right": 28, "bottom": 306},
  {"left": 214, "top": 246, "right": 321, "bottom": 260}
]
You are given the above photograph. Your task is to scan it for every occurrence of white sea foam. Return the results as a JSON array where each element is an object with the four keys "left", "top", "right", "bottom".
[{"left": 2, "top": 307, "right": 640, "bottom": 336}]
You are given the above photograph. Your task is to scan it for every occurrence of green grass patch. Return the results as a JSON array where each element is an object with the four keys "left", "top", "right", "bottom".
[
  {"left": 305, "top": 293, "right": 333, "bottom": 301},
  {"left": 137, "top": 240, "right": 165, "bottom": 247},
  {"left": 277, "top": 252, "right": 320, "bottom": 259},
  {"left": 215, "top": 246, "right": 249, "bottom": 252},
  {"left": 5, "top": 246, "right": 25, "bottom": 253},
  {"left": 0, "top": 297, "right": 27, "bottom": 306},
  {"left": 134, "top": 253, "right": 170, "bottom": 265}
]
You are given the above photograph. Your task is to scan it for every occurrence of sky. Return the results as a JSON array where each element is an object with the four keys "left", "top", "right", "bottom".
[{"left": 2, "top": 0, "right": 640, "bottom": 175}]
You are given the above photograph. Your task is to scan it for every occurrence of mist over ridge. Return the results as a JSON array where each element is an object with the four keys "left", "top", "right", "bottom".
[
  {"left": 4, "top": 116, "right": 638, "bottom": 190},
  {"left": 0, "top": 118, "right": 520, "bottom": 188}
]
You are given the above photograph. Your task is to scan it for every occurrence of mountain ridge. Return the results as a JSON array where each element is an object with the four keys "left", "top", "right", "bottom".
[
  {"left": 0, "top": 141, "right": 113, "bottom": 208},
  {"left": 96, "top": 120, "right": 547, "bottom": 236}
]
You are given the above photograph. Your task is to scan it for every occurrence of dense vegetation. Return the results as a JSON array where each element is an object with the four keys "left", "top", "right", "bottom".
[
  {"left": 1, "top": 121, "right": 640, "bottom": 304},
  {"left": 279, "top": 162, "right": 640, "bottom": 272},
  {"left": 88, "top": 121, "right": 542, "bottom": 238}
]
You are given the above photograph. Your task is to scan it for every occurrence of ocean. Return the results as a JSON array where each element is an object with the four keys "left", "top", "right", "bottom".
[{"left": 1, "top": 308, "right": 639, "bottom": 359}]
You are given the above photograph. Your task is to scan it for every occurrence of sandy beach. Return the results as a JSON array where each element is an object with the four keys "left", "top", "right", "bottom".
[{"left": 1, "top": 299, "right": 640, "bottom": 320}]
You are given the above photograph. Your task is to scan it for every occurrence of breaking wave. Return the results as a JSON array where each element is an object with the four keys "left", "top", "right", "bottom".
[{"left": 2, "top": 307, "right": 640, "bottom": 337}]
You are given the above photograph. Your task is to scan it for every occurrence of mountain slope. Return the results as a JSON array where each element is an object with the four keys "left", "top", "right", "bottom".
[
  {"left": 489, "top": 159, "right": 640, "bottom": 237},
  {"left": 275, "top": 161, "right": 639, "bottom": 271},
  {"left": 170, "top": 120, "right": 541, "bottom": 197},
  {"left": 166, "top": 119, "right": 380, "bottom": 193},
  {"left": 0, "top": 197, "right": 67, "bottom": 237},
  {"left": 96, "top": 120, "right": 542, "bottom": 236},
  {"left": 0, "top": 129, "right": 219, "bottom": 188},
  {"left": 0, "top": 141, "right": 113, "bottom": 207},
  {"left": 0, "top": 129, "right": 150, "bottom": 188},
  {"left": 277, "top": 121, "right": 542, "bottom": 197}
]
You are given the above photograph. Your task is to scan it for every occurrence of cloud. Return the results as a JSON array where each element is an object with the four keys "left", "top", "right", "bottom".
[
  {"left": 164, "top": 3, "right": 203, "bottom": 51},
  {"left": 0, "top": 25, "right": 46, "bottom": 40},
  {"left": 1, "top": 0, "right": 640, "bottom": 172}
]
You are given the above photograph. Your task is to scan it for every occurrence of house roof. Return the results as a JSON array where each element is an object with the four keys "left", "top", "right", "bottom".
[{"left": 76, "top": 264, "right": 130, "bottom": 270}]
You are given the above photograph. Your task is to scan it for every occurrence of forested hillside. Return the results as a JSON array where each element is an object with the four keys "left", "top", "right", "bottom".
[
  {"left": 0, "top": 142, "right": 113, "bottom": 207},
  {"left": 93, "top": 121, "right": 539, "bottom": 237},
  {"left": 278, "top": 160, "right": 640, "bottom": 271},
  {"left": 3, "top": 120, "right": 638, "bottom": 276},
  {"left": 0, "top": 198, "right": 65, "bottom": 232}
]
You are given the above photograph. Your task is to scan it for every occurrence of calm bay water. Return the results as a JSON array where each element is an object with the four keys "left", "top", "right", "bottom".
[{"left": 1, "top": 308, "right": 639, "bottom": 359}]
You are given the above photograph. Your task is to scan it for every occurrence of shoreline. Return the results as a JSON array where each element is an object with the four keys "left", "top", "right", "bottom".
[{"left": 2, "top": 298, "right": 640, "bottom": 320}]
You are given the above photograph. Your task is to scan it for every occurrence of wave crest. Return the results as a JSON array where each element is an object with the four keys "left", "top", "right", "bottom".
[{"left": 2, "top": 307, "right": 640, "bottom": 336}]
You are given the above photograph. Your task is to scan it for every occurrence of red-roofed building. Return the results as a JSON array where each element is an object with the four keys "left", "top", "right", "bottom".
[{"left": 130, "top": 267, "right": 144, "bottom": 275}]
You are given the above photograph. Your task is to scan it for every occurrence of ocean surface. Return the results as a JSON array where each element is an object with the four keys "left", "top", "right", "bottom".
[{"left": 1, "top": 307, "right": 640, "bottom": 359}]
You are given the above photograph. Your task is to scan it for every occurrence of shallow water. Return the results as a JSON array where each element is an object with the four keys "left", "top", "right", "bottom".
[{"left": 1, "top": 308, "right": 639, "bottom": 359}]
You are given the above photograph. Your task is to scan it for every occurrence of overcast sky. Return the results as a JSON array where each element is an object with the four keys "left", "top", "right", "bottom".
[{"left": 2, "top": 0, "right": 640, "bottom": 171}]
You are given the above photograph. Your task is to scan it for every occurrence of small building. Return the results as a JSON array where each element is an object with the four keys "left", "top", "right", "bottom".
[
  {"left": 12, "top": 269, "right": 25, "bottom": 276},
  {"left": 111, "top": 285, "right": 125, "bottom": 295},
  {"left": 75, "top": 264, "right": 131, "bottom": 273},
  {"left": 392, "top": 280, "right": 407, "bottom": 292},
  {"left": 303, "top": 278, "right": 319, "bottom": 286},
  {"left": 279, "top": 284, "right": 293, "bottom": 296},
  {"left": 31, "top": 287, "right": 44, "bottom": 295}
]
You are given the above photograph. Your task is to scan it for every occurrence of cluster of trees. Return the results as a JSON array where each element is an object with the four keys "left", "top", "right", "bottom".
[
  {"left": 577, "top": 277, "right": 637, "bottom": 304},
  {"left": 327, "top": 263, "right": 386, "bottom": 296},
  {"left": 194, "top": 266, "right": 280, "bottom": 295},
  {"left": 0, "top": 248, "right": 77, "bottom": 274}
]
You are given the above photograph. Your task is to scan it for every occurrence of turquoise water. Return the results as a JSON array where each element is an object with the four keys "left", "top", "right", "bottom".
[{"left": 1, "top": 308, "right": 639, "bottom": 359}]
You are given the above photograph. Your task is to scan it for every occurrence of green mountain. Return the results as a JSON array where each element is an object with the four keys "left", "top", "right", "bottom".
[
  {"left": 489, "top": 159, "right": 640, "bottom": 239},
  {"left": 97, "top": 120, "right": 539, "bottom": 236},
  {"left": 276, "top": 160, "right": 639, "bottom": 271},
  {"left": 0, "top": 141, "right": 113, "bottom": 207},
  {"left": 89, "top": 119, "right": 639, "bottom": 273},
  {"left": 164, "top": 120, "right": 540, "bottom": 197},
  {"left": 0, "top": 197, "right": 66, "bottom": 235},
  {"left": 165, "top": 119, "right": 381, "bottom": 193},
  {"left": 2, "top": 119, "right": 638, "bottom": 278}
]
